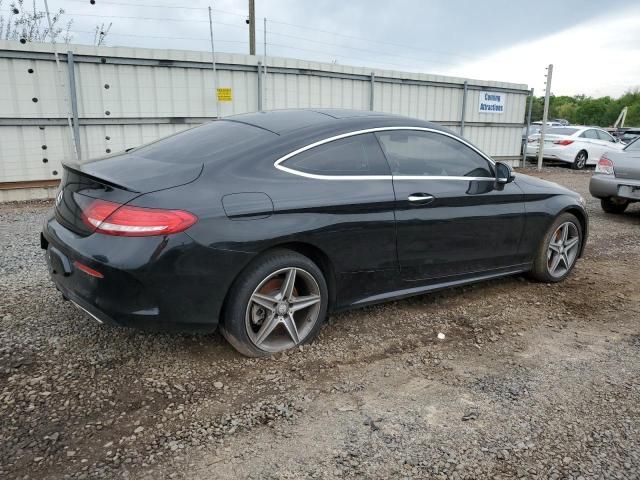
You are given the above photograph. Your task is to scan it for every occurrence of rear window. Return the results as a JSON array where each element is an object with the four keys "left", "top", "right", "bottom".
[
  {"left": 131, "top": 121, "right": 273, "bottom": 164},
  {"left": 548, "top": 127, "right": 579, "bottom": 135}
]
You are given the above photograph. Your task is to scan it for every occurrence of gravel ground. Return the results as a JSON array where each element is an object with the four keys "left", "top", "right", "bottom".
[{"left": 1, "top": 167, "right": 639, "bottom": 480}]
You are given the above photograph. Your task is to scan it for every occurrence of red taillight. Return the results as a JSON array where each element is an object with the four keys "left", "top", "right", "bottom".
[
  {"left": 73, "top": 260, "right": 104, "bottom": 278},
  {"left": 553, "top": 139, "right": 574, "bottom": 146},
  {"left": 595, "top": 156, "right": 615, "bottom": 175},
  {"left": 81, "top": 199, "right": 197, "bottom": 237}
]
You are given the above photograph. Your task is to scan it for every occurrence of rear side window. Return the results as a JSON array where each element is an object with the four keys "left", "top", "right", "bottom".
[
  {"left": 132, "top": 121, "right": 273, "bottom": 164},
  {"left": 376, "top": 130, "right": 493, "bottom": 178},
  {"left": 580, "top": 129, "right": 599, "bottom": 140},
  {"left": 282, "top": 133, "right": 390, "bottom": 176}
]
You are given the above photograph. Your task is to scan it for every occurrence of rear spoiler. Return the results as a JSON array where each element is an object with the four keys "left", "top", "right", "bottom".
[{"left": 62, "top": 164, "right": 139, "bottom": 193}]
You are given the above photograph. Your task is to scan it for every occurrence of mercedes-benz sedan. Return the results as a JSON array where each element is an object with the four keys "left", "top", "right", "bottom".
[{"left": 42, "top": 109, "right": 588, "bottom": 357}]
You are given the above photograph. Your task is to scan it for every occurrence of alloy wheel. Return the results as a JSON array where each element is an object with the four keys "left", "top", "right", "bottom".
[
  {"left": 547, "top": 221, "right": 580, "bottom": 278},
  {"left": 245, "top": 267, "right": 322, "bottom": 352},
  {"left": 575, "top": 152, "right": 587, "bottom": 169}
]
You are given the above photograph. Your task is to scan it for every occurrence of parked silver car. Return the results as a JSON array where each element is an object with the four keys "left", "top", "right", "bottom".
[{"left": 589, "top": 138, "right": 640, "bottom": 213}]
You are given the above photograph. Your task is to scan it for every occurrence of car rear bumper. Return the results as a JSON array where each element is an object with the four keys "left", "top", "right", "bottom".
[
  {"left": 525, "top": 145, "right": 574, "bottom": 163},
  {"left": 42, "top": 213, "right": 251, "bottom": 332},
  {"left": 589, "top": 174, "right": 640, "bottom": 200}
]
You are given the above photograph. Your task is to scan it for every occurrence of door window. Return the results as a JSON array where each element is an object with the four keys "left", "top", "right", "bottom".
[
  {"left": 282, "top": 133, "right": 390, "bottom": 176},
  {"left": 580, "top": 129, "right": 599, "bottom": 140},
  {"left": 376, "top": 130, "right": 493, "bottom": 178}
]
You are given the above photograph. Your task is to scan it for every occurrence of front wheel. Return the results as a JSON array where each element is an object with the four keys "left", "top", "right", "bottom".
[
  {"left": 601, "top": 197, "right": 629, "bottom": 214},
  {"left": 530, "top": 213, "right": 583, "bottom": 282},
  {"left": 221, "top": 249, "right": 328, "bottom": 357}
]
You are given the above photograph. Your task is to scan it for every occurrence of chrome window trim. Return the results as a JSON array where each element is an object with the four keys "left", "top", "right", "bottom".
[{"left": 273, "top": 126, "right": 496, "bottom": 181}]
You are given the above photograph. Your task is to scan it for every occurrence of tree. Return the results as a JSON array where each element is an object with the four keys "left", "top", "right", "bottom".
[
  {"left": 529, "top": 90, "right": 640, "bottom": 127},
  {"left": 0, "top": 0, "right": 110, "bottom": 45},
  {"left": 0, "top": 0, "right": 72, "bottom": 43},
  {"left": 94, "top": 22, "right": 112, "bottom": 46}
]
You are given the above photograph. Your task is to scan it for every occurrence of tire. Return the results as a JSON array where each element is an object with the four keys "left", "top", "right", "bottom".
[
  {"left": 530, "top": 212, "right": 583, "bottom": 283},
  {"left": 571, "top": 150, "right": 588, "bottom": 170},
  {"left": 220, "top": 249, "right": 328, "bottom": 357},
  {"left": 601, "top": 197, "right": 629, "bottom": 214}
]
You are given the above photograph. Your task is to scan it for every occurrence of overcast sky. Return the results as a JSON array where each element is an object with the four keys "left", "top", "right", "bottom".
[{"left": 18, "top": 0, "right": 640, "bottom": 97}]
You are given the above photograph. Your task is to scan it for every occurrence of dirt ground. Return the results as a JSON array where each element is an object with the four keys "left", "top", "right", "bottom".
[{"left": 1, "top": 167, "right": 639, "bottom": 479}]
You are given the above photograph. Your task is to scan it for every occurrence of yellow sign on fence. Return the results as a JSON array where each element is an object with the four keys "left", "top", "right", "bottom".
[{"left": 216, "top": 88, "right": 232, "bottom": 102}]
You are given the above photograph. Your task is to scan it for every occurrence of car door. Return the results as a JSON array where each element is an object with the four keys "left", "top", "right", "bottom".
[
  {"left": 579, "top": 129, "right": 605, "bottom": 163},
  {"left": 375, "top": 129, "right": 526, "bottom": 282},
  {"left": 273, "top": 132, "right": 399, "bottom": 305}
]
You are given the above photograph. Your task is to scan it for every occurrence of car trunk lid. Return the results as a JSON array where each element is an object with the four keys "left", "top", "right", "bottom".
[
  {"left": 56, "top": 153, "right": 203, "bottom": 236},
  {"left": 612, "top": 151, "right": 640, "bottom": 180}
]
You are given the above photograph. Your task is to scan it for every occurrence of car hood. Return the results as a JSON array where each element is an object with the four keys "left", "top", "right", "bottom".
[{"left": 514, "top": 172, "right": 580, "bottom": 198}]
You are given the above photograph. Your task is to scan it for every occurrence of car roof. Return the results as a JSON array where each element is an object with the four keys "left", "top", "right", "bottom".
[
  {"left": 224, "top": 108, "right": 444, "bottom": 136},
  {"left": 549, "top": 125, "right": 604, "bottom": 131}
]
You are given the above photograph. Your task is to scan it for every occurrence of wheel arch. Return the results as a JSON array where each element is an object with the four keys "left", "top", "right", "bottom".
[
  {"left": 268, "top": 242, "right": 337, "bottom": 310},
  {"left": 561, "top": 206, "right": 588, "bottom": 257},
  {"left": 219, "top": 242, "right": 337, "bottom": 324}
]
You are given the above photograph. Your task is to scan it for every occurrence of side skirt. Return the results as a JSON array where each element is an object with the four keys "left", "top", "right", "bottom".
[{"left": 340, "top": 263, "right": 532, "bottom": 311}]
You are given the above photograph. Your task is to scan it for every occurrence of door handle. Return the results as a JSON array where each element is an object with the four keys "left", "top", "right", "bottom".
[{"left": 407, "top": 193, "right": 435, "bottom": 204}]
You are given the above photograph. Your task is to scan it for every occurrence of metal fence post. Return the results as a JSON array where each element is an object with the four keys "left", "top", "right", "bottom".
[
  {"left": 522, "top": 87, "right": 534, "bottom": 167},
  {"left": 257, "top": 62, "right": 263, "bottom": 112},
  {"left": 460, "top": 80, "right": 468, "bottom": 137},
  {"left": 370, "top": 72, "right": 375, "bottom": 111},
  {"left": 66, "top": 51, "right": 81, "bottom": 160}
]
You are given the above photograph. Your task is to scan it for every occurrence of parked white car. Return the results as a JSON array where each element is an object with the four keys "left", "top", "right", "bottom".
[{"left": 526, "top": 126, "right": 624, "bottom": 169}]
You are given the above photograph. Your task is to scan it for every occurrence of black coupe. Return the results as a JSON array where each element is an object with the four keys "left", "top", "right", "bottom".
[{"left": 42, "top": 109, "right": 588, "bottom": 356}]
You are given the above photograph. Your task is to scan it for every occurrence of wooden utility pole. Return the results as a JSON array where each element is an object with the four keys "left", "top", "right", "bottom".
[
  {"left": 248, "top": 0, "right": 256, "bottom": 55},
  {"left": 537, "top": 64, "right": 553, "bottom": 171}
]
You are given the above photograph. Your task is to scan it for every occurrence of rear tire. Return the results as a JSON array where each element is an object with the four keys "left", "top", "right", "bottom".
[
  {"left": 571, "top": 150, "right": 588, "bottom": 170},
  {"left": 530, "top": 213, "right": 583, "bottom": 283},
  {"left": 601, "top": 197, "right": 629, "bottom": 214},
  {"left": 220, "top": 249, "right": 328, "bottom": 357}
]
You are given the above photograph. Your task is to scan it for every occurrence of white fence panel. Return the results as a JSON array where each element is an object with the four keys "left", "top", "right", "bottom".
[{"left": 0, "top": 40, "right": 530, "bottom": 200}]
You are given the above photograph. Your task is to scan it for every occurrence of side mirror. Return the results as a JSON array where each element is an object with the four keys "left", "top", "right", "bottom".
[{"left": 495, "top": 161, "right": 515, "bottom": 184}]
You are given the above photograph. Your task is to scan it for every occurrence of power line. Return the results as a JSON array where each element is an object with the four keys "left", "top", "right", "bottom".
[
  {"left": 265, "top": 18, "right": 479, "bottom": 62},
  {"left": 69, "top": 28, "right": 247, "bottom": 44},
  {"left": 0, "top": 9, "right": 212, "bottom": 24},
  {"left": 64, "top": 0, "right": 207, "bottom": 9},
  {"left": 0, "top": 5, "right": 469, "bottom": 70},
  {"left": 52, "top": 1, "right": 479, "bottom": 62},
  {"left": 63, "top": 27, "right": 433, "bottom": 71},
  {"left": 256, "top": 28, "right": 461, "bottom": 67}
]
